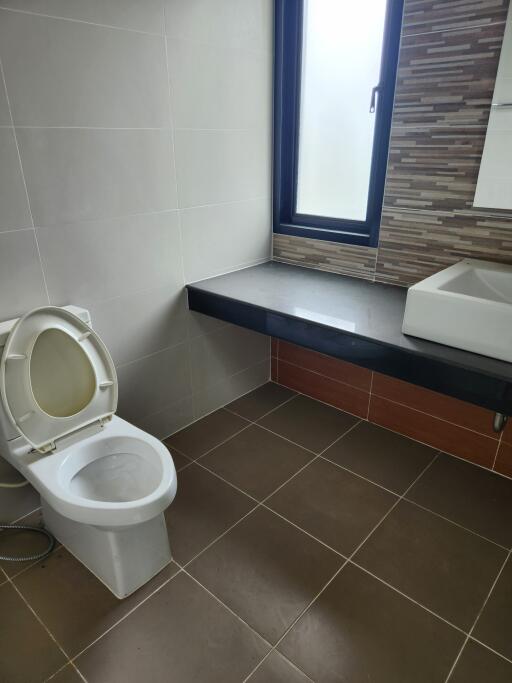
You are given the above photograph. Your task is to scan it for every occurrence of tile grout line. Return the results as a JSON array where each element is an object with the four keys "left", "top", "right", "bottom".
[
  {"left": 349, "top": 559, "right": 468, "bottom": 636},
  {"left": 0, "top": 5, "right": 166, "bottom": 37},
  {"left": 491, "top": 430, "right": 503, "bottom": 471},
  {"left": 177, "top": 565, "right": 316, "bottom": 682},
  {"left": 275, "top": 356, "right": 371, "bottom": 401},
  {"left": 276, "top": 357, "right": 500, "bottom": 441},
  {"left": 273, "top": 378, "right": 512, "bottom": 482},
  {"left": 366, "top": 370, "right": 375, "bottom": 420},
  {"left": 444, "top": 549, "right": 512, "bottom": 682},
  {"left": 200, "top": 392, "right": 511, "bottom": 551},
  {"left": 65, "top": 568, "right": 186, "bottom": 667},
  {"left": 179, "top": 419, "right": 363, "bottom": 573},
  {"left": 8, "top": 578, "right": 74, "bottom": 674},
  {"left": 0, "top": 57, "right": 51, "bottom": 305},
  {"left": 10, "top": 389, "right": 504, "bottom": 678},
  {"left": 468, "top": 635, "right": 512, "bottom": 666},
  {"left": 242, "top": 452, "right": 442, "bottom": 680}
]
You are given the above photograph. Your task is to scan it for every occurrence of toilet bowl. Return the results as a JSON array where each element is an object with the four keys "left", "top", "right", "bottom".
[{"left": 0, "top": 305, "right": 177, "bottom": 598}]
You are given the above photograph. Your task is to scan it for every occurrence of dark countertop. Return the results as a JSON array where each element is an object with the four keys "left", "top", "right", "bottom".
[
  {"left": 188, "top": 261, "right": 512, "bottom": 383},
  {"left": 187, "top": 261, "right": 512, "bottom": 414}
]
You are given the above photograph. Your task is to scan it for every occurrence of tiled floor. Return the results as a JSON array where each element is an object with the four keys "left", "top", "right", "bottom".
[{"left": 1, "top": 382, "right": 512, "bottom": 682}]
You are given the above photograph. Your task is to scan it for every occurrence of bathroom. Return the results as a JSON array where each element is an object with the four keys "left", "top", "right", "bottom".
[{"left": 0, "top": 0, "right": 512, "bottom": 680}]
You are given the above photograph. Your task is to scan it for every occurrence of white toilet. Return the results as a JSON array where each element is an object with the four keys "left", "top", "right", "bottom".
[{"left": 0, "top": 305, "right": 177, "bottom": 598}]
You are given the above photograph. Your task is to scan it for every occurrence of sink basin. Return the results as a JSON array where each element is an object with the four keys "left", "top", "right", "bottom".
[{"left": 402, "top": 259, "right": 512, "bottom": 362}]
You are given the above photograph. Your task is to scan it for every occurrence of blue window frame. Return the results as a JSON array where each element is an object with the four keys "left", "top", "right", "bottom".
[{"left": 273, "top": 0, "right": 404, "bottom": 247}]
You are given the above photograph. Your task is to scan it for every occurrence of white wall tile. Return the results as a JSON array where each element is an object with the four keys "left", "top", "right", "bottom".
[
  {"left": 189, "top": 324, "right": 269, "bottom": 395},
  {"left": 0, "top": 1, "right": 165, "bottom": 34},
  {"left": 193, "top": 360, "right": 269, "bottom": 420},
  {"left": 174, "top": 128, "right": 270, "bottom": 208},
  {"left": 17, "top": 128, "right": 177, "bottom": 226},
  {"left": 182, "top": 198, "right": 271, "bottom": 282},
  {"left": 164, "top": 0, "right": 272, "bottom": 53},
  {"left": 88, "top": 286, "right": 188, "bottom": 367},
  {"left": 0, "top": 75, "right": 10, "bottom": 125},
  {"left": 187, "top": 311, "right": 228, "bottom": 340},
  {"left": 167, "top": 39, "right": 271, "bottom": 130},
  {"left": 0, "top": 10, "right": 169, "bottom": 127},
  {"left": 116, "top": 342, "right": 192, "bottom": 422},
  {"left": 0, "top": 128, "right": 32, "bottom": 231},
  {"left": 37, "top": 211, "right": 182, "bottom": 305},
  {"left": 0, "top": 229, "right": 48, "bottom": 319},
  {"left": 135, "top": 395, "right": 194, "bottom": 440},
  {"left": 0, "top": 0, "right": 272, "bottom": 435}
]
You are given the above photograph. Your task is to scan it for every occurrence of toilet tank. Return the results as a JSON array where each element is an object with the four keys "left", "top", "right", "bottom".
[{"left": 0, "top": 305, "right": 91, "bottom": 443}]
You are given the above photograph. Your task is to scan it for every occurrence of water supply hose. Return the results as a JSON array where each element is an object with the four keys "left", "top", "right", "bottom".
[{"left": 0, "top": 480, "right": 56, "bottom": 562}]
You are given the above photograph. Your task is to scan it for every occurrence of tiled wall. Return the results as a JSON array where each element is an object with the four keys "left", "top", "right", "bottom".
[
  {"left": 0, "top": 0, "right": 273, "bottom": 446},
  {"left": 271, "top": 339, "right": 512, "bottom": 478},
  {"left": 274, "top": 0, "right": 512, "bottom": 286}
]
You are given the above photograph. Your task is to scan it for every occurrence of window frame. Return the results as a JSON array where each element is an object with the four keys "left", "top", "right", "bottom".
[{"left": 273, "top": 0, "right": 404, "bottom": 247}]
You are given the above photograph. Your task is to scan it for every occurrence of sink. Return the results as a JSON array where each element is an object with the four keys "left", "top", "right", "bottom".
[{"left": 402, "top": 258, "right": 512, "bottom": 362}]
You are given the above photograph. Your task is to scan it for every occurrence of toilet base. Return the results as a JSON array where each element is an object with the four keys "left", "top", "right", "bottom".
[{"left": 41, "top": 499, "right": 172, "bottom": 599}]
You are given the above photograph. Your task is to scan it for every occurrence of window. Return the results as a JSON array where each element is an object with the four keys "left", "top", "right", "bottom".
[{"left": 274, "top": 0, "right": 403, "bottom": 246}]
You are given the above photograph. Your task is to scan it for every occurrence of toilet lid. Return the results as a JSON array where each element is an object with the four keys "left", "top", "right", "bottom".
[{"left": 0, "top": 306, "right": 117, "bottom": 453}]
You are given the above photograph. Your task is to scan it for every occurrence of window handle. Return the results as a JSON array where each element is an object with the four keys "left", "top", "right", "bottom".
[{"left": 370, "top": 84, "right": 381, "bottom": 113}]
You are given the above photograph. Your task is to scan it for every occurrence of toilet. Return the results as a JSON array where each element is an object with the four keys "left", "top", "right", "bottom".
[{"left": 0, "top": 305, "right": 177, "bottom": 598}]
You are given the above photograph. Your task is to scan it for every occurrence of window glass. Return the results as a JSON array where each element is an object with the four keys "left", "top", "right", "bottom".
[{"left": 296, "top": 0, "right": 388, "bottom": 221}]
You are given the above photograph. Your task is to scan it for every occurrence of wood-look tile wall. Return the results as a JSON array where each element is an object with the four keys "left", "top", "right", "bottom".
[
  {"left": 271, "top": 339, "right": 511, "bottom": 478},
  {"left": 273, "top": 0, "right": 512, "bottom": 286}
]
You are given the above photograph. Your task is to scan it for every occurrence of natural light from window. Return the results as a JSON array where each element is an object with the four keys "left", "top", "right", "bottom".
[{"left": 296, "top": 0, "right": 388, "bottom": 222}]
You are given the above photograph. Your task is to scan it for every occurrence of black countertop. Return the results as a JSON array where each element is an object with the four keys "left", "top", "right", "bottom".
[{"left": 187, "top": 261, "right": 512, "bottom": 413}]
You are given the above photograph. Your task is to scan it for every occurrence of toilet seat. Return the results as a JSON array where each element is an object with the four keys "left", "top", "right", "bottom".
[{"left": 0, "top": 306, "right": 117, "bottom": 453}]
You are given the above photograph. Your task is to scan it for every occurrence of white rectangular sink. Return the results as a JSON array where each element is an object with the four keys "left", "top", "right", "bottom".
[{"left": 402, "top": 259, "right": 512, "bottom": 362}]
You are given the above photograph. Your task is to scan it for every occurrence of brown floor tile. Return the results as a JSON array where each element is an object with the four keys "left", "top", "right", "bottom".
[
  {"left": 323, "top": 421, "right": 437, "bottom": 493},
  {"left": 0, "top": 581, "right": 67, "bottom": 682},
  {"left": 165, "top": 463, "right": 255, "bottom": 564},
  {"left": 278, "top": 341, "right": 372, "bottom": 391},
  {"left": 48, "top": 664, "right": 84, "bottom": 683},
  {"left": 369, "top": 395, "right": 497, "bottom": 468},
  {"left": 279, "top": 563, "right": 464, "bottom": 683},
  {"left": 14, "top": 546, "right": 179, "bottom": 658},
  {"left": 354, "top": 500, "right": 506, "bottom": 630},
  {"left": 267, "top": 458, "right": 397, "bottom": 555},
  {"left": 164, "top": 409, "right": 249, "bottom": 459},
  {"left": 0, "top": 457, "right": 40, "bottom": 523},
  {"left": 247, "top": 651, "right": 312, "bottom": 683},
  {"left": 277, "top": 361, "right": 370, "bottom": 418},
  {"left": 75, "top": 571, "right": 269, "bottom": 683},
  {"left": 201, "top": 425, "right": 314, "bottom": 500},
  {"left": 188, "top": 507, "right": 342, "bottom": 644},
  {"left": 259, "top": 395, "right": 359, "bottom": 453},
  {"left": 473, "top": 555, "right": 512, "bottom": 660},
  {"left": 449, "top": 640, "right": 512, "bottom": 683},
  {"left": 165, "top": 446, "right": 192, "bottom": 471},
  {"left": 372, "top": 373, "right": 498, "bottom": 438},
  {"left": 0, "top": 508, "right": 55, "bottom": 579},
  {"left": 226, "top": 382, "right": 296, "bottom": 421},
  {"left": 407, "top": 454, "right": 512, "bottom": 548}
]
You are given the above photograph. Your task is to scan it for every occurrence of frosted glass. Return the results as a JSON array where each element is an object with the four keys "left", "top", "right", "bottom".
[{"left": 296, "top": 0, "right": 387, "bottom": 221}]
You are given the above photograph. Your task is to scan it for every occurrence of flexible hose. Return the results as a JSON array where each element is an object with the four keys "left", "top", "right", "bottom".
[
  {"left": 0, "top": 524, "right": 55, "bottom": 562},
  {"left": 0, "top": 480, "right": 30, "bottom": 488},
  {"left": 0, "top": 477, "right": 55, "bottom": 561}
]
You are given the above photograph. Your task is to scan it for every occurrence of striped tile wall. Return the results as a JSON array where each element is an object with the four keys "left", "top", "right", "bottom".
[
  {"left": 272, "top": 0, "right": 512, "bottom": 286},
  {"left": 272, "top": 234, "right": 377, "bottom": 279}
]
